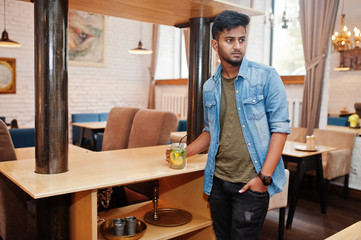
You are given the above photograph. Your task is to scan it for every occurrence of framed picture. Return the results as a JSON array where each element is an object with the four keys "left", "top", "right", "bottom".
[
  {"left": 68, "top": 10, "right": 106, "bottom": 67},
  {"left": 0, "top": 58, "right": 16, "bottom": 94}
]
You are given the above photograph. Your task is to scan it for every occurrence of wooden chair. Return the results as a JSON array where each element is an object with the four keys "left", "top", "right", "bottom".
[
  {"left": 0, "top": 120, "right": 37, "bottom": 240},
  {"left": 268, "top": 169, "right": 290, "bottom": 240}
]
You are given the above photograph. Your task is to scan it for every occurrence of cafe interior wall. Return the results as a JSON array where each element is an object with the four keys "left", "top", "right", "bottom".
[
  {"left": 328, "top": 0, "right": 361, "bottom": 115},
  {"left": 0, "top": 0, "right": 152, "bottom": 133}
]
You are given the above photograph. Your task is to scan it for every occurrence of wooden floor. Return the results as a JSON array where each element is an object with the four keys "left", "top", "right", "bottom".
[{"left": 261, "top": 186, "right": 361, "bottom": 240}]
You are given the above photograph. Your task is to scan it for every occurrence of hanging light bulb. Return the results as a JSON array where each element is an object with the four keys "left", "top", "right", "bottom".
[
  {"left": 128, "top": 40, "right": 152, "bottom": 54},
  {"left": 0, "top": 0, "right": 21, "bottom": 47},
  {"left": 128, "top": 22, "right": 152, "bottom": 55}
]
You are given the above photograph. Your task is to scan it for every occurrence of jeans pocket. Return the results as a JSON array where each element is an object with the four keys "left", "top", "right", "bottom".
[{"left": 247, "top": 189, "right": 269, "bottom": 198}]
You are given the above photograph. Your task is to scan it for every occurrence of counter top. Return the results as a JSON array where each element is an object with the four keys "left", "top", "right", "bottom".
[{"left": 0, "top": 145, "right": 207, "bottom": 199}]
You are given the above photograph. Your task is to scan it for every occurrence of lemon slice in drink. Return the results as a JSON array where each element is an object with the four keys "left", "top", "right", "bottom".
[{"left": 170, "top": 152, "right": 184, "bottom": 166}]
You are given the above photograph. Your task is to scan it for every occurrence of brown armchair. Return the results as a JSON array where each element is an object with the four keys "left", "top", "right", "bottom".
[
  {"left": 128, "top": 109, "right": 178, "bottom": 148},
  {"left": 101, "top": 107, "right": 139, "bottom": 151},
  {"left": 0, "top": 120, "right": 37, "bottom": 240},
  {"left": 287, "top": 127, "right": 307, "bottom": 142},
  {"left": 126, "top": 109, "right": 178, "bottom": 204},
  {"left": 98, "top": 107, "right": 139, "bottom": 211},
  {"left": 313, "top": 129, "right": 356, "bottom": 198}
]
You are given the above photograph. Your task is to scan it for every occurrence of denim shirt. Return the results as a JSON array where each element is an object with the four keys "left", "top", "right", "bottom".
[{"left": 202, "top": 58, "right": 290, "bottom": 197}]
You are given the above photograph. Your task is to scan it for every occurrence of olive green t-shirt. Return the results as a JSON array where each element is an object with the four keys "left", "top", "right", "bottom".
[{"left": 214, "top": 75, "right": 257, "bottom": 183}]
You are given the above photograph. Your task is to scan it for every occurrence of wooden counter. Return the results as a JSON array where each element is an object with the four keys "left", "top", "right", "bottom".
[
  {"left": 15, "top": 144, "right": 91, "bottom": 160},
  {"left": 0, "top": 145, "right": 210, "bottom": 239},
  {"left": 0, "top": 145, "right": 207, "bottom": 199}
]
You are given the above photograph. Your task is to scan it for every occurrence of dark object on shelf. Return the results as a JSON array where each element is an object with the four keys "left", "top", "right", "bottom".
[
  {"left": 100, "top": 219, "right": 147, "bottom": 240},
  {"left": 10, "top": 119, "right": 18, "bottom": 129}
]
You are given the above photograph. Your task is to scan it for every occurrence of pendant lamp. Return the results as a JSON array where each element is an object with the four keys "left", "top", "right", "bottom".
[
  {"left": 128, "top": 22, "right": 152, "bottom": 54},
  {"left": 0, "top": 0, "right": 21, "bottom": 47}
]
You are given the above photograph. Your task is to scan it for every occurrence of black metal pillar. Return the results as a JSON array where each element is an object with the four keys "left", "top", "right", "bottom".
[
  {"left": 37, "top": 195, "right": 70, "bottom": 240},
  {"left": 34, "top": 0, "right": 69, "bottom": 174},
  {"left": 187, "top": 17, "right": 211, "bottom": 144},
  {"left": 34, "top": 0, "right": 69, "bottom": 239}
]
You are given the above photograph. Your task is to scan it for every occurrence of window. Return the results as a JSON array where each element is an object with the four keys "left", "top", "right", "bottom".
[
  {"left": 271, "top": 0, "right": 305, "bottom": 75},
  {"left": 155, "top": 25, "right": 188, "bottom": 80}
]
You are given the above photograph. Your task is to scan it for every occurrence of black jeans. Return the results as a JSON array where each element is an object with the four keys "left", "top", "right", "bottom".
[{"left": 208, "top": 176, "right": 269, "bottom": 240}]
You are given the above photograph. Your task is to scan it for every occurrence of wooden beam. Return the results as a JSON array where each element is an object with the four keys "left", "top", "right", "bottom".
[
  {"left": 19, "top": 0, "right": 264, "bottom": 27},
  {"left": 155, "top": 78, "right": 188, "bottom": 85},
  {"left": 281, "top": 75, "right": 305, "bottom": 85}
]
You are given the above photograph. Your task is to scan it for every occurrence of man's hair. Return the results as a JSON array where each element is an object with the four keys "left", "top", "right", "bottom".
[{"left": 212, "top": 10, "right": 250, "bottom": 40}]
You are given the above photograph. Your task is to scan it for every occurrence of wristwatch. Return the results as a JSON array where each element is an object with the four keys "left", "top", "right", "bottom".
[{"left": 258, "top": 172, "right": 273, "bottom": 186}]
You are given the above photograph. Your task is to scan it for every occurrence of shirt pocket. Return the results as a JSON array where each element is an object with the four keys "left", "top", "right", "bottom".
[
  {"left": 243, "top": 95, "right": 265, "bottom": 120},
  {"left": 205, "top": 100, "right": 217, "bottom": 123}
]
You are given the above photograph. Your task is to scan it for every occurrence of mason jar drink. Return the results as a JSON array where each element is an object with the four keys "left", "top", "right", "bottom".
[{"left": 169, "top": 143, "right": 186, "bottom": 169}]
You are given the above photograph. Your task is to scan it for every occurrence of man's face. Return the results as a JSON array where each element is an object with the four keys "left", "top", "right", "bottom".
[{"left": 212, "top": 25, "right": 247, "bottom": 67}]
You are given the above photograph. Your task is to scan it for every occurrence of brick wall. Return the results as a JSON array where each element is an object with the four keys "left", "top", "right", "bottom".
[{"left": 0, "top": 0, "right": 152, "bottom": 136}]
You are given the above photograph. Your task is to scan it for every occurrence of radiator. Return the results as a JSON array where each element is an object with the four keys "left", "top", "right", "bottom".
[
  {"left": 160, "top": 93, "right": 301, "bottom": 126},
  {"left": 161, "top": 93, "right": 188, "bottom": 120},
  {"left": 288, "top": 98, "right": 302, "bottom": 127}
]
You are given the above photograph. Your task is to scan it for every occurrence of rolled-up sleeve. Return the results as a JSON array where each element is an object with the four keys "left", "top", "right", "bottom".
[{"left": 264, "top": 69, "right": 290, "bottom": 134}]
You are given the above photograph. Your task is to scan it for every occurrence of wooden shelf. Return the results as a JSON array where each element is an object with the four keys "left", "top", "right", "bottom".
[
  {"left": 66, "top": 163, "right": 213, "bottom": 239},
  {"left": 98, "top": 200, "right": 212, "bottom": 240}
]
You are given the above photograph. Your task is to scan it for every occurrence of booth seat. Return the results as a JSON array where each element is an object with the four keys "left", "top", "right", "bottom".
[
  {"left": 71, "top": 112, "right": 109, "bottom": 146},
  {"left": 327, "top": 116, "right": 349, "bottom": 127},
  {"left": 9, "top": 128, "right": 35, "bottom": 148},
  {"left": 177, "top": 119, "right": 187, "bottom": 131}
]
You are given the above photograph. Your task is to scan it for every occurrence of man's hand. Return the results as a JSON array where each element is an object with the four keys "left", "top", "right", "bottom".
[
  {"left": 238, "top": 176, "right": 268, "bottom": 193},
  {"left": 165, "top": 145, "right": 171, "bottom": 163}
]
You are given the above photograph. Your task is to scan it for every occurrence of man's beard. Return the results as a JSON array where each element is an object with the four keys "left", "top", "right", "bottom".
[
  {"left": 218, "top": 47, "right": 243, "bottom": 67},
  {"left": 225, "top": 57, "right": 242, "bottom": 67}
]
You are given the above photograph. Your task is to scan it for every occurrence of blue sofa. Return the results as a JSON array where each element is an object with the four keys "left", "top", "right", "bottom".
[
  {"left": 71, "top": 112, "right": 109, "bottom": 146},
  {"left": 9, "top": 128, "right": 35, "bottom": 148},
  {"left": 327, "top": 117, "right": 349, "bottom": 127},
  {"left": 177, "top": 119, "right": 187, "bottom": 131}
]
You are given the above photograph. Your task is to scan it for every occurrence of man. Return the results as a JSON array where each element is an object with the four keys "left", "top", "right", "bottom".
[{"left": 167, "top": 10, "right": 290, "bottom": 239}]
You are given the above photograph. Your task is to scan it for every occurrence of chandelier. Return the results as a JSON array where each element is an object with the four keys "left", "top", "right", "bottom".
[{"left": 331, "top": 1, "right": 360, "bottom": 52}]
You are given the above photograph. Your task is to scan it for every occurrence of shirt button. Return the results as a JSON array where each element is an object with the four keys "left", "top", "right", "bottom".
[
  {"left": 255, "top": 161, "right": 258, "bottom": 163},
  {"left": 242, "top": 125, "right": 245, "bottom": 128},
  {"left": 236, "top": 90, "right": 239, "bottom": 93},
  {"left": 252, "top": 99, "right": 256, "bottom": 103},
  {"left": 238, "top": 107, "right": 241, "bottom": 110},
  {"left": 248, "top": 143, "right": 251, "bottom": 146}
]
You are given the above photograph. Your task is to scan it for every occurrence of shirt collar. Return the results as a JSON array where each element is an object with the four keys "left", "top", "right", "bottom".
[{"left": 212, "top": 57, "right": 249, "bottom": 83}]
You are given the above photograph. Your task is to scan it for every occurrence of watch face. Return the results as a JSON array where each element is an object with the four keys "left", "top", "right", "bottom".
[{"left": 264, "top": 176, "right": 273, "bottom": 185}]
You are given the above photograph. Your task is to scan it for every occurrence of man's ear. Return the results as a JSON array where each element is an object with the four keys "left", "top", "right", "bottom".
[{"left": 211, "top": 39, "right": 218, "bottom": 52}]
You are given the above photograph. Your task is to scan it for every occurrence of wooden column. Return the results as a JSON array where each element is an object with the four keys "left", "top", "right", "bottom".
[
  {"left": 34, "top": 0, "right": 69, "bottom": 239},
  {"left": 187, "top": 17, "right": 211, "bottom": 144}
]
